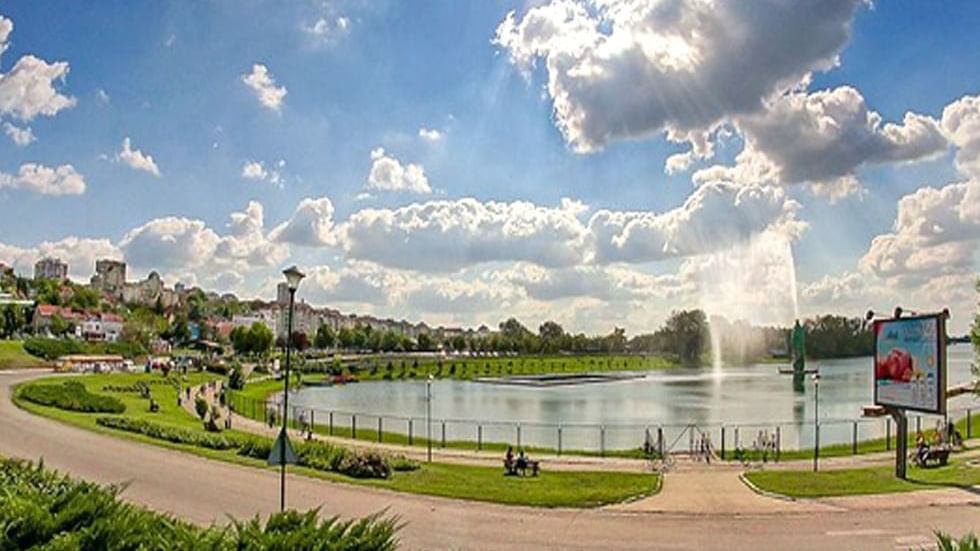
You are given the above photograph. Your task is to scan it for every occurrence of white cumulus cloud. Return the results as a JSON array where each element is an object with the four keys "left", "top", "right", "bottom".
[
  {"left": 115, "top": 137, "right": 161, "bottom": 176},
  {"left": 366, "top": 148, "right": 432, "bottom": 194},
  {"left": 0, "top": 163, "right": 85, "bottom": 195},
  {"left": 494, "top": 0, "right": 864, "bottom": 153},
  {"left": 271, "top": 197, "right": 336, "bottom": 247},
  {"left": 241, "top": 63, "right": 287, "bottom": 112},
  {"left": 3, "top": 122, "right": 34, "bottom": 146}
]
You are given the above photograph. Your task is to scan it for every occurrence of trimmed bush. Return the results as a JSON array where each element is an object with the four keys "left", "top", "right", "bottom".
[
  {"left": 20, "top": 381, "right": 125, "bottom": 413},
  {"left": 0, "top": 458, "right": 399, "bottom": 550},
  {"left": 22, "top": 338, "right": 145, "bottom": 360},
  {"left": 96, "top": 417, "right": 240, "bottom": 450}
]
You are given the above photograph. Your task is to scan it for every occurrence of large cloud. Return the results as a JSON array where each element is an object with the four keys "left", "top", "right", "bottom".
[
  {"left": 0, "top": 237, "right": 121, "bottom": 280},
  {"left": 0, "top": 54, "right": 76, "bottom": 122},
  {"left": 694, "top": 87, "right": 947, "bottom": 197},
  {"left": 336, "top": 197, "right": 590, "bottom": 272},
  {"left": 119, "top": 217, "right": 220, "bottom": 271},
  {"left": 590, "top": 181, "right": 802, "bottom": 263},
  {"left": 494, "top": 0, "right": 863, "bottom": 153},
  {"left": 942, "top": 94, "right": 980, "bottom": 178},
  {"left": 859, "top": 179, "right": 980, "bottom": 286},
  {"left": 271, "top": 197, "right": 335, "bottom": 247},
  {"left": 215, "top": 201, "right": 288, "bottom": 268},
  {"left": 0, "top": 163, "right": 86, "bottom": 195}
]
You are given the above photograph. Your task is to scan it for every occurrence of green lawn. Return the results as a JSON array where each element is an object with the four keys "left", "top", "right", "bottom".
[
  {"left": 0, "top": 340, "right": 45, "bottom": 370},
  {"left": 15, "top": 372, "right": 657, "bottom": 508},
  {"left": 745, "top": 459, "right": 980, "bottom": 498}
]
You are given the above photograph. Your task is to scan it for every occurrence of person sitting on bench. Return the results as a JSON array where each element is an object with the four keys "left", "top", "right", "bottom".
[
  {"left": 504, "top": 446, "right": 516, "bottom": 475},
  {"left": 516, "top": 449, "right": 528, "bottom": 473},
  {"left": 915, "top": 431, "right": 929, "bottom": 467}
]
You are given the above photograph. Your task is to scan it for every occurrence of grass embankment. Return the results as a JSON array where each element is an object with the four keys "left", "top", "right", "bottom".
[
  {"left": 309, "top": 354, "right": 677, "bottom": 382},
  {"left": 15, "top": 373, "right": 658, "bottom": 508},
  {"left": 0, "top": 340, "right": 45, "bottom": 370},
  {"left": 228, "top": 376, "right": 653, "bottom": 460},
  {"left": 745, "top": 459, "right": 980, "bottom": 498}
]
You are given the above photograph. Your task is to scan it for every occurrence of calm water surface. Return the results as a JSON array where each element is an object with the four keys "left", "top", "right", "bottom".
[{"left": 286, "top": 344, "right": 977, "bottom": 452}]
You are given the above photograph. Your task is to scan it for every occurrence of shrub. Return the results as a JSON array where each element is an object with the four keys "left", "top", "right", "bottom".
[
  {"left": 336, "top": 451, "right": 391, "bottom": 479},
  {"left": 194, "top": 396, "right": 208, "bottom": 420},
  {"left": 390, "top": 455, "right": 420, "bottom": 472},
  {"left": 227, "top": 366, "right": 245, "bottom": 390},
  {"left": 22, "top": 338, "right": 80, "bottom": 360},
  {"left": 0, "top": 458, "right": 399, "bottom": 550},
  {"left": 20, "top": 381, "right": 125, "bottom": 413},
  {"left": 96, "top": 417, "right": 240, "bottom": 450}
]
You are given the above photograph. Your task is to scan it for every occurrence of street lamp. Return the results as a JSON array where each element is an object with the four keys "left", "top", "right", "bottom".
[
  {"left": 812, "top": 372, "right": 821, "bottom": 472},
  {"left": 279, "top": 265, "right": 305, "bottom": 511},
  {"left": 426, "top": 374, "right": 433, "bottom": 463}
]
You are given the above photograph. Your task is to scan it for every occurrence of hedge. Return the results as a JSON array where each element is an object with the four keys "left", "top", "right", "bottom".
[
  {"left": 95, "top": 417, "right": 240, "bottom": 450},
  {"left": 20, "top": 381, "right": 126, "bottom": 413}
]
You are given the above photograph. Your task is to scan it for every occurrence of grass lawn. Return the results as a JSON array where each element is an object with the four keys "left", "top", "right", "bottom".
[
  {"left": 0, "top": 340, "right": 46, "bottom": 370},
  {"left": 745, "top": 459, "right": 980, "bottom": 498},
  {"left": 14, "top": 372, "right": 658, "bottom": 508}
]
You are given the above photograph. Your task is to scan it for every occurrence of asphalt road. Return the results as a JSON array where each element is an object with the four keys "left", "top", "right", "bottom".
[{"left": 1, "top": 370, "right": 977, "bottom": 550}]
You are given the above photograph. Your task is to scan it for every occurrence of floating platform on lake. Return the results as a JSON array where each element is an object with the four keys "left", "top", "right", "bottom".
[{"left": 473, "top": 372, "right": 644, "bottom": 387}]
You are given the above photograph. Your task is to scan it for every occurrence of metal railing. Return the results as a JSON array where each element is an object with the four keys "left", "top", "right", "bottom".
[{"left": 227, "top": 390, "right": 977, "bottom": 461}]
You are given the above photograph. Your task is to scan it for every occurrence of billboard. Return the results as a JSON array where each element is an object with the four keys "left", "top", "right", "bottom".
[{"left": 873, "top": 314, "right": 946, "bottom": 414}]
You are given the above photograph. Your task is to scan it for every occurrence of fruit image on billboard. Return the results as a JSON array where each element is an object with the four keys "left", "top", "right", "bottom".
[{"left": 873, "top": 314, "right": 946, "bottom": 414}]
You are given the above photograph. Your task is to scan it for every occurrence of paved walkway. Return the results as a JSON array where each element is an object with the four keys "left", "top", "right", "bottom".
[
  {"left": 4, "top": 369, "right": 980, "bottom": 550},
  {"left": 192, "top": 381, "right": 980, "bottom": 515}
]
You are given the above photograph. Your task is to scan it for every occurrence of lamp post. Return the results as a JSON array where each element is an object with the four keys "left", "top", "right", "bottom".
[
  {"left": 279, "top": 265, "right": 305, "bottom": 511},
  {"left": 426, "top": 374, "right": 433, "bottom": 463},
  {"left": 812, "top": 372, "right": 821, "bottom": 472}
]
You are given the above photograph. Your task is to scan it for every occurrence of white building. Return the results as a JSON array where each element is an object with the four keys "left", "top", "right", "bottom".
[{"left": 34, "top": 257, "right": 68, "bottom": 281}]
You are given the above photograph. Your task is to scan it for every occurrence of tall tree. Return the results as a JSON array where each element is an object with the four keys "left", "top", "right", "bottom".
[{"left": 314, "top": 324, "right": 335, "bottom": 349}]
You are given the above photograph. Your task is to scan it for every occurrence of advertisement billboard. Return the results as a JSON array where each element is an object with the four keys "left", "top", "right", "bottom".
[{"left": 873, "top": 314, "right": 946, "bottom": 414}]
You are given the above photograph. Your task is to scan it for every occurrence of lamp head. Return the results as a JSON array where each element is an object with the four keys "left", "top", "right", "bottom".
[{"left": 282, "top": 265, "right": 305, "bottom": 291}]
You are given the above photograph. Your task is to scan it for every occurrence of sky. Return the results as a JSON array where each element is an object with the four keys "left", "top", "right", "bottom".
[{"left": 0, "top": 0, "right": 978, "bottom": 334}]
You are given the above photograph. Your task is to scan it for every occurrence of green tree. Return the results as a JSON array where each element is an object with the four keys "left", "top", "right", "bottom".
[
  {"left": 380, "top": 331, "right": 401, "bottom": 352},
  {"left": 416, "top": 332, "right": 432, "bottom": 351},
  {"left": 337, "top": 327, "right": 354, "bottom": 350},
  {"left": 67, "top": 285, "right": 101, "bottom": 311},
  {"left": 49, "top": 313, "right": 73, "bottom": 337},
  {"left": 660, "top": 310, "right": 708, "bottom": 364},
  {"left": 314, "top": 324, "right": 336, "bottom": 349},
  {"left": 249, "top": 322, "right": 274, "bottom": 354}
]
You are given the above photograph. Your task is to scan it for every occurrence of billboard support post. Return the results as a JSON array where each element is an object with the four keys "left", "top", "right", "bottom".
[{"left": 886, "top": 407, "right": 907, "bottom": 480}]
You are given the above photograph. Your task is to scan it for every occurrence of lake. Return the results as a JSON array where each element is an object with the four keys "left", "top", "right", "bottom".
[{"left": 284, "top": 344, "right": 978, "bottom": 453}]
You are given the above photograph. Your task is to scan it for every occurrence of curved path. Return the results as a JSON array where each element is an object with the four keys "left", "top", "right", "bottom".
[{"left": 2, "top": 370, "right": 978, "bottom": 551}]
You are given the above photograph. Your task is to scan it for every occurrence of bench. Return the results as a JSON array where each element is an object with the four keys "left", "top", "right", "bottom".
[
  {"left": 504, "top": 459, "right": 540, "bottom": 477},
  {"left": 914, "top": 447, "right": 950, "bottom": 468}
]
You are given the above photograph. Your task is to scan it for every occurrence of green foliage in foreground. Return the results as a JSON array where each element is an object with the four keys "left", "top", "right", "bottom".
[
  {"left": 0, "top": 457, "right": 400, "bottom": 550},
  {"left": 745, "top": 458, "right": 980, "bottom": 498},
  {"left": 20, "top": 381, "right": 125, "bottom": 413},
  {"left": 935, "top": 531, "right": 979, "bottom": 551}
]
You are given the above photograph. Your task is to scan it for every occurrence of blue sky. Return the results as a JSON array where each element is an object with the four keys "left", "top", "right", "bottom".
[{"left": 1, "top": 1, "right": 978, "bottom": 334}]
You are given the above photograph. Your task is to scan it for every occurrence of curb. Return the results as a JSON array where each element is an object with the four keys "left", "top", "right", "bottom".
[{"left": 738, "top": 471, "right": 800, "bottom": 503}]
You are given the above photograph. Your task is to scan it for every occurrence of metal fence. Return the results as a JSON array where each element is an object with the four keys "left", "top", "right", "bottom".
[{"left": 227, "top": 390, "right": 977, "bottom": 460}]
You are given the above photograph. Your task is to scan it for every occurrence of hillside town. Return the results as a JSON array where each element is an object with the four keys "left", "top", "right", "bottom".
[{"left": 1, "top": 256, "right": 490, "bottom": 353}]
